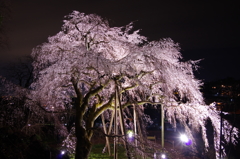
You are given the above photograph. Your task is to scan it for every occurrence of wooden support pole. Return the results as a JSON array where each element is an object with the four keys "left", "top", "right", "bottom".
[
  {"left": 116, "top": 81, "right": 131, "bottom": 159},
  {"left": 101, "top": 114, "right": 111, "bottom": 155},
  {"left": 114, "top": 85, "right": 118, "bottom": 159},
  {"left": 133, "top": 104, "right": 137, "bottom": 147},
  {"left": 161, "top": 104, "right": 164, "bottom": 148}
]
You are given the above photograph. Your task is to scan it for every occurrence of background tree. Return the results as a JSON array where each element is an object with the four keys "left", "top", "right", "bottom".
[
  {"left": 0, "top": 64, "right": 69, "bottom": 158},
  {"left": 29, "top": 11, "right": 238, "bottom": 159}
]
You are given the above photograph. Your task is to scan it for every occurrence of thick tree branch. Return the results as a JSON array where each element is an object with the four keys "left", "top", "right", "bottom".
[{"left": 93, "top": 93, "right": 115, "bottom": 119}]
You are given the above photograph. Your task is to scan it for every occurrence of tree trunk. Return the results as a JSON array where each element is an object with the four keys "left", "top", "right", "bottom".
[
  {"left": 75, "top": 125, "right": 92, "bottom": 159},
  {"left": 74, "top": 95, "right": 92, "bottom": 159}
]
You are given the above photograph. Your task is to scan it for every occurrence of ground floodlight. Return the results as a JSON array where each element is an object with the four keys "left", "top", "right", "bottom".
[
  {"left": 127, "top": 130, "right": 134, "bottom": 139},
  {"left": 180, "top": 134, "right": 189, "bottom": 143},
  {"left": 161, "top": 153, "right": 166, "bottom": 159},
  {"left": 180, "top": 134, "right": 192, "bottom": 146},
  {"left": 154, "top": 152, "right": 167, "bottom": 159}
]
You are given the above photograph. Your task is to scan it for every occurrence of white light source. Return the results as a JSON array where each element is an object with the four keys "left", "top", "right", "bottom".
[
  {"left": 128, "top": 131, "right": 133, "bottom": 139},
  {"left": 180, "top": 134, "right": 192, "bottom": 146},
  {"left": 180, "top": 134, "right": 189, "bottom": 143},
  {"left": 154, "top": 152, "right": 167, "bottom": 159},
  {"left": 61, "top": 151, "right": 65, "bottom": 155},
  {"left": 161, "top": 153, "right": 166, "bottom": 159}
]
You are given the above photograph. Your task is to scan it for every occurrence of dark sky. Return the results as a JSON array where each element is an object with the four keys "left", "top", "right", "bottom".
[{"left": 1, "top": 0, "right": 240, "bottom": 82}]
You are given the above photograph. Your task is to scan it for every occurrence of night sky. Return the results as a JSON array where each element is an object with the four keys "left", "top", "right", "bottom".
[{"left": 1, "top": 0, "right": 239, "bottom": 82}]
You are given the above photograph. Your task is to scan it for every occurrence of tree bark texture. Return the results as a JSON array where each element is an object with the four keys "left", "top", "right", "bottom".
[{"left": 75, "top": 125, "right": 92, "bottom": 159}]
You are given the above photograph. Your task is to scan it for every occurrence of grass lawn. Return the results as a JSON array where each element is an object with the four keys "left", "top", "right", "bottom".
[{"left": 89, "top": 143, "right": 129, "bottom": 159}]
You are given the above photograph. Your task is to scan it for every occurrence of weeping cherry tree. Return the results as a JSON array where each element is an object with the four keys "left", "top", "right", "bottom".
[{"left": 29, "top": 11, "right": 238, "bottom": 159}]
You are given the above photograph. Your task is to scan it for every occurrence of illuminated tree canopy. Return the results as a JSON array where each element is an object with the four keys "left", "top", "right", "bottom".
[{"left": 29, "top": 11, "right": 238, "bottom": 159}]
